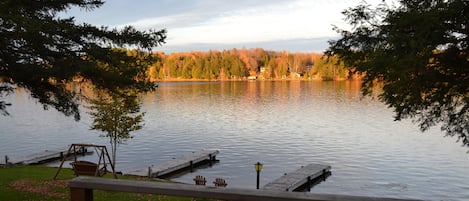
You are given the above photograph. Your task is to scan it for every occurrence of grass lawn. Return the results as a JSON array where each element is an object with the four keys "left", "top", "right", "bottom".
[{"left": 0, "top": 165, "right": 208, "bottom": 201}]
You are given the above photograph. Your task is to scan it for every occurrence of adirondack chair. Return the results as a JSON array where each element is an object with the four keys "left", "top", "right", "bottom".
[
  {"left": 213, "top": 178, "right": 227, "bottom": 187},
  {"left": 193, "top": 175, "right": 207, "bottom": 185}
]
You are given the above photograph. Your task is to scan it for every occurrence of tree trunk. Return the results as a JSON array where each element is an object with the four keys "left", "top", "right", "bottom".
[{"left": 111, "top": 132, "right": 117, "bottom": 170}]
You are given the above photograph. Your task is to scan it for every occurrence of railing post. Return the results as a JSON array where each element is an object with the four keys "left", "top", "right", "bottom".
[{"left": 70, "top": 187, "right": 93, "bottom": 201}]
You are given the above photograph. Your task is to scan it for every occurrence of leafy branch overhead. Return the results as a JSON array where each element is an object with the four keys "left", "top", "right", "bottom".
[
  {"left": 0, "top": 0, "right": 166, "bottom": 120},
  {"left": 326, "top": 0, "right": 469, "bottom": 147}
]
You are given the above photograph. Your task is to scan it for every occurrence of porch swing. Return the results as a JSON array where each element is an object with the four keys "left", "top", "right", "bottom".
[{"left": 53, "top": 143, "right": 117, "bottom": 179}]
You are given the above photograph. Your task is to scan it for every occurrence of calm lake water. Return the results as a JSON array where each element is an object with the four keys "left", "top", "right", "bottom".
[{"left": 1, "top": 81, "right": 468, "bottom": 200}]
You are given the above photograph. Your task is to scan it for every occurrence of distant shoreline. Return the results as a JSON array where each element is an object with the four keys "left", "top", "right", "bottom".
[{"left": 153, "top": 77, "right": 356, "bottom": 82}]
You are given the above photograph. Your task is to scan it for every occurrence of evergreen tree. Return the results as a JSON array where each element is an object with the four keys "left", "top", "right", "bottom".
[
  {"left": 0, "top": 0, "right": 166, "bottom": 119},
  {"left": 327, "top": 0, "right": 469, "bottom": 147},
  {"left": 192, "top": 58, "right": 205, "bottom": 79}
]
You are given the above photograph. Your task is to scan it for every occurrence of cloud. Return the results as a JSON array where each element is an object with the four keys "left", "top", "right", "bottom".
[
  {"left": 123, "top": 0, "right": 363, "bottom": 47},
  {"left": 66, "top": 0, "right": 392, "bottom": 52},
  {"left": 117, "top": 13, "right": 206, "bottom": 30},
  {"left": 158, "top": 37, "right": 337, "bottom": 53}
]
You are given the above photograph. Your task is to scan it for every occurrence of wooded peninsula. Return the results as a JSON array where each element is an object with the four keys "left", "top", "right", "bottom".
[{"left": 144, "top": 48, "right": 358, "bottom": 82}]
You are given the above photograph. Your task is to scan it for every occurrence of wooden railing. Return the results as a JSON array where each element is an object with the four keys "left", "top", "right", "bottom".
[{"left": 69, "top": 177, "right": 422, "bottom": 201}]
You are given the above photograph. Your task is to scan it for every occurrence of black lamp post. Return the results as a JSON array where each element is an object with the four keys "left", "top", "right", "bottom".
[{"left": 254, "top": 162, "right": 263, "bottom": 189}]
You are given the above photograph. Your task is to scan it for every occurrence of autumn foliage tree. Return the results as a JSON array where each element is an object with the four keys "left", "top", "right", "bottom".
[
  {"left": 88, "top": 90, "right": 144, "bottom": 169},
  {"left": 147, "top": 48, "right": 346, "bottom": 81}
]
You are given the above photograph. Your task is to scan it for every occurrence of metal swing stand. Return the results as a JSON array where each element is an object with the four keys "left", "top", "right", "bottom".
[{"left": 53, "top": 143, "right": 117, "bottom": 180}]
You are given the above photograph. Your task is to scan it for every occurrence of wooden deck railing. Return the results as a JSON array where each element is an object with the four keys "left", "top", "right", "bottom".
[{"left": 69, "top": 177, "right": 422, "bottom": 201}]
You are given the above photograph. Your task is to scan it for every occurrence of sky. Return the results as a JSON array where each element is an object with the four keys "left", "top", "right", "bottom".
[{"left": 64, "top": 0, "right": 389, "bottom": 53}]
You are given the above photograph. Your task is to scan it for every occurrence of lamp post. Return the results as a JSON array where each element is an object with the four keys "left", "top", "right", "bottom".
[{"left": 254, "top": 162, "right": 263, "bottom": 189}]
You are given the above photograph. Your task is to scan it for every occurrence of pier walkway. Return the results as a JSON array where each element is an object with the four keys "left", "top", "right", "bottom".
[
  {"left": 3, "top": 146, "right": 91, "bottom": 165},
  {"left": 126, "top": 150, "right": 219, "bottom": 178},
  {"left": 263, "top": 164, "right": 331, "bottom": 192}
]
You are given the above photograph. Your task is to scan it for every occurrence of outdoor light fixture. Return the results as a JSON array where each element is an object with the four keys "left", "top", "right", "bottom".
[{"left": 254, "top": 161, "right": 263, "bottom": 189}]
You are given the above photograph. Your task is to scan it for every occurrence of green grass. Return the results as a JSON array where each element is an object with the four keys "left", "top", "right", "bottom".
[{"left": 0, "top": 165, "right": 208, "bottom": 201}]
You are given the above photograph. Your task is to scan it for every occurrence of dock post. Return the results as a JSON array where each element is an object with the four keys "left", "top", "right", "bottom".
[
  {"left": 190, "top": 161, "right": 194, "bottom": 172},
  {"left": 81, "top": 147, "right": 86, "bottom": 156},
  {"left": 209, "top": 154, "right": 216, "bottom": 161},
  {"left": 147, "top": 166, "right": 152, "bottom": 178}
]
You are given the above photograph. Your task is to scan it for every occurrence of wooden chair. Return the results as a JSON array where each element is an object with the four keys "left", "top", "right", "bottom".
[
  {"left": 213, "top": 178, "right": 227, "bottom": 187},
  {"left": 193, "top": 175, "right": 207, "bottom": 185}
]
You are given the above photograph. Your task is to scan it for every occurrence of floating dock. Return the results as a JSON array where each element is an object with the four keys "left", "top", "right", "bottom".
[
  {"left": 263, "top": 164, "right": 331, "bottom": 192},
  {"left": 126, "top": 150, "right": 219, "bottom": 178},
  {"left": 3, "top": 146, "right": 91, "bottom": 165}
]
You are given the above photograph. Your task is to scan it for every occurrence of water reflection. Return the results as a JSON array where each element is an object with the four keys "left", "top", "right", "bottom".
[{"left": 1, "top": 81, "right": 469, "bottom": 201}]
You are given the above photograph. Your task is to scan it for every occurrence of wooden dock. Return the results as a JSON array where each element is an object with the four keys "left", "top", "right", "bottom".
[
  {"left": 3, "top": 146, "right": 91, "bottom": 165},
  {"left": 263, "top": 164, "right": 331, "bottom": 192},
  {"left": 126, "top": 150, "right": 219, "bottom": 178}
]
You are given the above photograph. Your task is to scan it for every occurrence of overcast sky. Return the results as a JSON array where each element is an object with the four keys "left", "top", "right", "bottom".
[{"left": 64, "top": 0, "right": 390, "bottom": 53}]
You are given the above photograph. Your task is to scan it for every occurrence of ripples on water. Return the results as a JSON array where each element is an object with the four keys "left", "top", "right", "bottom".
[{"left": 1, "top": 81, "right": 468, "bottom": 201}]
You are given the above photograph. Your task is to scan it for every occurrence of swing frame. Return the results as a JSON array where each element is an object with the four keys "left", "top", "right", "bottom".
[{"left": 53, "top": 143, "right": 117, "bottom": 179}]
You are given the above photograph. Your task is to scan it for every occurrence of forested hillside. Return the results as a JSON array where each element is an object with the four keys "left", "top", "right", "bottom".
[{"left": 146, "top": 48, "right": 355, "bottom": 81}]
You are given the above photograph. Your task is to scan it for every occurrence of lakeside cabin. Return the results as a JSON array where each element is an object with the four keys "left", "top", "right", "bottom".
[{"left": 248, "top": 76, "right": 257, "bottom": 80}]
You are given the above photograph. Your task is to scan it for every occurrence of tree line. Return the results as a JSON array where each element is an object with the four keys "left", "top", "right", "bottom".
[{"left": 145, "top": 48, "right": 351, "bottom": 81}]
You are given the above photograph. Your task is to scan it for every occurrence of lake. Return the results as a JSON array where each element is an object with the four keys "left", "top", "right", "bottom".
[{"left": 1, "top": 81, "right": 468, "bottom": 200}]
